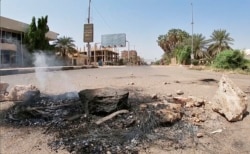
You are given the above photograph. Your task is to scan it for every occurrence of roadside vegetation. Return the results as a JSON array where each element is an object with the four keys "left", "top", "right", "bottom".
[
  {"left": 23, "top": 16, "right": 77, "bottom": 65},
  {"left": 156, "top": 28, "right": 250, "bottom": 74}
]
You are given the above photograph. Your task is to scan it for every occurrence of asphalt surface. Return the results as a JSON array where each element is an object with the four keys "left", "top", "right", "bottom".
[{"left": 1, "top": 65, "right": 249, "bottom": 101}]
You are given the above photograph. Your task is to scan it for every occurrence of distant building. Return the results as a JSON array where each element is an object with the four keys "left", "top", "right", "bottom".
[
  {"left": 121, "top": 50, "right": 138, "bottom": 65},
  {"left": 0, "top": 16, "right": 58, "bottom": 68},
  {"left": 81, "top": 45, "right": 119, "bottom": 66},
  {"left": 69, "top": 52, "right": 88, "bottom": 66}
]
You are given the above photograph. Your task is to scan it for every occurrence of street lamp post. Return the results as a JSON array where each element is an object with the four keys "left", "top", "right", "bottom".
[
  {"left": 0, "top": 0, "right": 2, "bottom": 68},
  {"left": 94, "top": 42, "right": 101, "bottom": 65},
  {"left": 126, "top": 40, "right": 130, "bottom": 64},
  {"left": 87, "top": 0, "right": 91, "bottom": 65},
  {"left": 191, "top": 2, "right": 194, "bottom": 64}
]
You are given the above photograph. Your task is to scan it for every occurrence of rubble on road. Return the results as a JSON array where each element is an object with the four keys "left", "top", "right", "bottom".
[
  {"left": 0, "top": 82, "right": 10, "bottom": 101},
  {"left": 212, "top": 75, "right": 248, "bottom": 122},
  {"left": 0, "top": 84, "right": 40, "bottom": 102},
  {"left": 1, "top": 86, "right": 204, "bottom": 154},
  {"left": 78, "top": 88, "right": 129, "bottom": 115}
]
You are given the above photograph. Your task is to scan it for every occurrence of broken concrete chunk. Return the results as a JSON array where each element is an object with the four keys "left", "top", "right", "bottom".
[
  {"left": 186, "top": 96, "right": 205, "bottom": 107},
  {"left": 176, "top": 90, "right": 184, "bottom": 95},
  {"left": 139, "top": 101, "right": 182, "bottom": 124},
  {"left": 151, "top": 94, "right": 158, "bottom": 99},
  {"left": 155, "top": 109, "right": 182, "bottom": 123},
  {"left": 78, "top": 88, "right": 129, "bottom": 115},
  {"left": 0, "top": 82, "right": 10, "bottom": 101},
  {"left": 7, "top": 85, "right": 40, "bottom": 101},
  {"left": 196, "top": 133, "right": 204, "bottom": 138},
  {"left": 0, "top": 82, "right": 9, "bottom": 94},
  {"left": 212, "top": 75, "right": 248, "bottom": 122}
]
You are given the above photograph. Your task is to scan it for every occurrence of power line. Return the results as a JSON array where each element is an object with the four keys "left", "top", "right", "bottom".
[{"left": 92, "top": 4, "right": 112, "bottom": 32}]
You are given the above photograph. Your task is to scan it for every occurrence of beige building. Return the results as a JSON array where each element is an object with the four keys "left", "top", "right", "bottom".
[
  {"left": 0, "top": 16, "right": 58, "bottom": 68},
  {"left": 82, "top": 45, "right": 119, "bottom": 66},
  {"left": 121, "top": 50, "right": 138, "bottom": 64},
  {"left": 69, "top": 52, "right": 88, "bottom": 66}
]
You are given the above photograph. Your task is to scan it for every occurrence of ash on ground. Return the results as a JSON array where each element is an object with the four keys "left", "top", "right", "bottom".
[{"left": 2, "top": 89, "right": 200, "bottom": 154}]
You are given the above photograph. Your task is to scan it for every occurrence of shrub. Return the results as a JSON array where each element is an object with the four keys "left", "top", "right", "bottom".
[
  {"left": 175, "top": 46, "right": 191, "bottom": 65},
  {"left": 213, "top": 50, "right": 248, "bottom": 69}
]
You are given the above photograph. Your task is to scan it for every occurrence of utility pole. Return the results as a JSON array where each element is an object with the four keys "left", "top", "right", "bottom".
[
  {"left": 0, "top": 0, "right": 2, "bottom": 69},
  {"left": 191, "top": 2, "right": 194, "bottom": 64},
  {"left": 87, "top": 0, "right": 91, "bottom": 65},
  {"left": 126, "top": 40, "right": 130, "bottom": 64}
]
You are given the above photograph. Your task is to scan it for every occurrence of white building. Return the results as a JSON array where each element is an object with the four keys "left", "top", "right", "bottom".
[{"left": 0, "top": 16, "right": 58, "bottom": 68}]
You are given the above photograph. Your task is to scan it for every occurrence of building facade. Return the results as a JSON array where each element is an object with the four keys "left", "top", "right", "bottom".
[
  {"left": 0, "top": 16, "right": 58, "bottom": 68},
  {"left": 81, "top": 45, "right": 119, "bottom": 66},
  {"left": 121, "top": 50, "right": 138, "bottom": 65}
]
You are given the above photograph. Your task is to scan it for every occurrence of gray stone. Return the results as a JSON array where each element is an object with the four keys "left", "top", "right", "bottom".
[
  {"left": 0, "top": 82, "right": 10, "bottom": 101},
  {"left": 197, "top": 133, "right": 204, "bottom": 138},
  {"left": 7, "top": 85, "right": 40, "bottom": 101},
  {"left": 176, "top": 90, "right": 184, "bottom": 95},
  {"left": 78, "top": 88, "right": 129, "bottom": 115},
  {"left": 0, "top": 82, "right": 9, "bottom": 94},
  {"left": 155, "top": 108, "right": 182, "bottom": 123},
  {"left": 166, "top": 93, "right": 173, "bottom": 97},
  {"left": 151, "top": 94, "right": 158, "bottom": 99},
  {"left": 185, "top": 96, "right": 205, "bottom": 107},
  {"left": 212, "top": 75, "right": 248, "bottom": 122}
]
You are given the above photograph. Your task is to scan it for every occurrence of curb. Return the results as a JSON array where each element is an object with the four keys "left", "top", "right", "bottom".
[{"left": 0, "top": 65, "right": 98, "bottom": 76}]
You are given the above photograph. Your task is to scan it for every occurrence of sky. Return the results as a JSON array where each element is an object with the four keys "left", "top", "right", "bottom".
[{"left": 1, "top": 0, "right": 250, "bottom": 61}]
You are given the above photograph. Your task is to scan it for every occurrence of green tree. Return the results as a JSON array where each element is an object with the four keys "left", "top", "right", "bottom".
[
  {"left": 175, "top": 45, "right": 191, "bottom": 65},
  {"left": 157, "top": 35, "right": 169, "bottom": 53},
  {"left": 54, "top": 36, "right": 76, "bottom": 57},
  {"left": 188, "top": 33, "right": 209, "bottom": 59},
  {"left": 213, "top": 50, "right": 247, "bottom": 69},
  {"left": 157, "top": 29, "right": 190, "bottom": 54},
  {"left": 24, "top": 16, "right": 50, "bottom": 52},
  {"left": 208, "top": 29, "right": 234, "bottom": 57}
]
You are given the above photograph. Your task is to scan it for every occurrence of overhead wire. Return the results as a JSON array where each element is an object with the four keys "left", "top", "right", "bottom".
[{"left": 92, "top": 4, "right": 113, "bottom": 32}]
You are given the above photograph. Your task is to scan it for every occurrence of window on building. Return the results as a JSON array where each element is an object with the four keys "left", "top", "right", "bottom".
[
  {"left": 1, "top": 31, "right": 6, "bottom": 39},
  {"left": 1, "top": 50, "right": 10, "bottom": 64}
]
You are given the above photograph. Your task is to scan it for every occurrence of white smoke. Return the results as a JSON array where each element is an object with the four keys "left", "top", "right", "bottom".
[
  {"left": 34, "top": 52, "right": 48, "bottom": 91},
  {"left": 33, "top": 51, "right": 79, "bottom": 98}
]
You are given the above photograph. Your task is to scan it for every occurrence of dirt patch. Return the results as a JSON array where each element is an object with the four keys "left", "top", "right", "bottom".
[{"left": 1, "top": 89, "right": 207, "bottom": 154}]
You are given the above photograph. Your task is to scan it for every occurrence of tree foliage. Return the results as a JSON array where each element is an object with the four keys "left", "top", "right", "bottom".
[
  {"left": 157, "top": 29, "right": 190, "bottom": 53},
  {"left": 54, "top": 36, "right": 76, "bottom": 57},
  {"left": 24, "top": 16, "right": 50, "bottom": 52},
  {"left": 191, "top": 34, "right": 209, "bottom": 59},
  {"left": 157, "top": 28, "right": 234, "bottom": 66},
  {"left": 175, "top": 45, "right": 191, "bottom": 65},
  {"left": 213, "top": 50, "right": 247, "bottom": 69},
  {"left": 208, "top": 29, "right": 234, "bottom": 57}
]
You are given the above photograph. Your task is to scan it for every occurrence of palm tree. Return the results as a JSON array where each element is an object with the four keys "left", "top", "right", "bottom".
[
  {"left": 208, "top": 29, "right": 234, "bottom": 57},
  {"left": 192, "top": 34, "right": 209, "bottom": 59},
  {"left": 54, "top": 36, "right": 76, "bottom": 57},
  {"left": 157, "top": 29, "right": 190, "bottom": 54}
]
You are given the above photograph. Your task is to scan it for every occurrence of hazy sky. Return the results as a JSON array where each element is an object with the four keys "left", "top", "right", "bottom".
[{"left": 2, "top": 0, "right": 250, "bottom": 60}]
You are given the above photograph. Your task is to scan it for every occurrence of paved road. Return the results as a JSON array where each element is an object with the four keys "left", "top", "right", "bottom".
[{"left": 1, "top": 65, "right": 250, "bottom": 100}]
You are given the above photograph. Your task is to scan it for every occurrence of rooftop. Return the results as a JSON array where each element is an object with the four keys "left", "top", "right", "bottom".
[{"left": 0, "top": 16, "right": 58, "bottom": 40}]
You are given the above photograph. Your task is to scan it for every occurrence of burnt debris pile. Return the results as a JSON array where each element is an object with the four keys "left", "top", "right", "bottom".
[{"left": 2, "top": 88, "right": 199, "bottom": 154}]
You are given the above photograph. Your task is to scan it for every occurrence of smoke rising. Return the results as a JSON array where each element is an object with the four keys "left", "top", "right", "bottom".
[
  {"left": 33, "top": 51, "right": 78, "bottom": 98},
  {"left": 34, "top": 52, "right": 48, "bottom": 91}
]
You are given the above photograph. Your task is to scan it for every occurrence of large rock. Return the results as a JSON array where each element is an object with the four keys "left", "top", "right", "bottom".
[
  {"left": 78, "top": 88, "right": 129, "bottom": 115},
  {"left": 212, "top": 75, "right": 248, "bottom": 122},
  {"left": 7, "top": 85, "right": 40, "bottom": 101},
  {"left": 0, "top": 82, "right": 9, "bottom": 101},
  {"left": 0, "top": 82, "right": 9, "bottom": 94}
]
